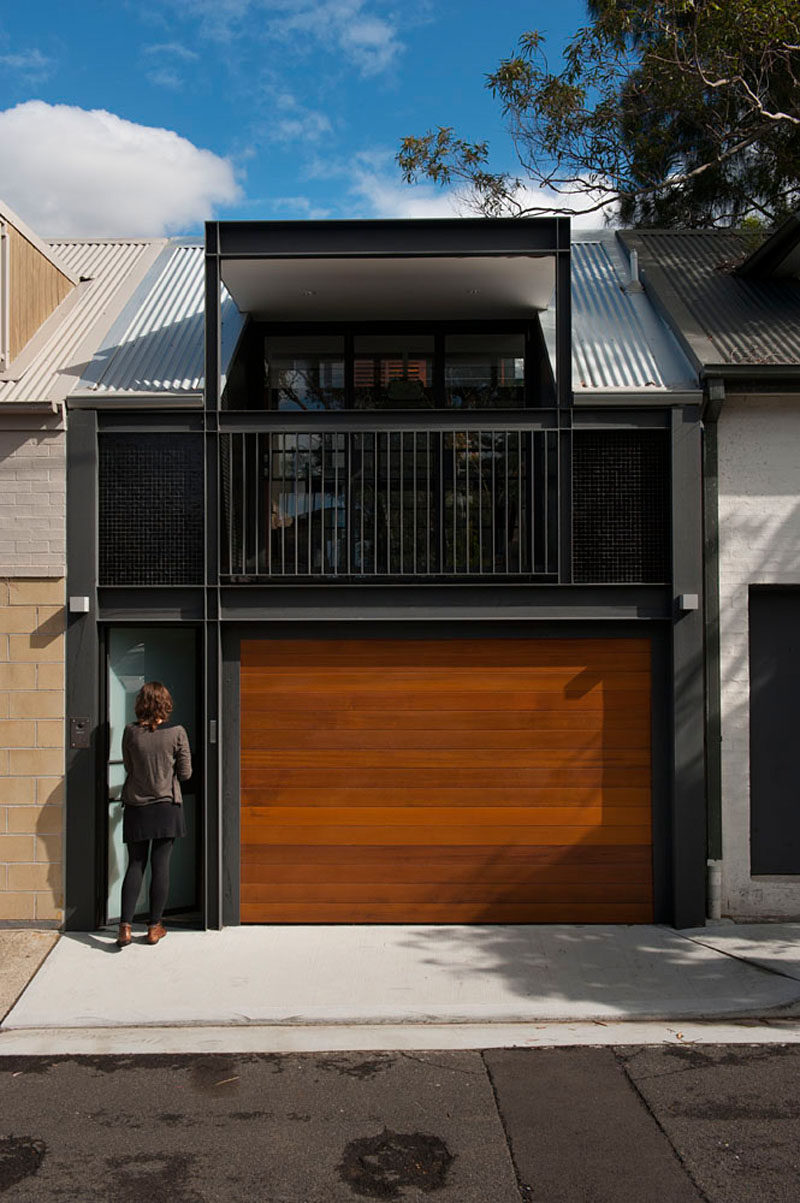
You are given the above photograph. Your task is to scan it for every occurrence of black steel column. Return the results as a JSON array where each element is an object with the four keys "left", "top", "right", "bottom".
[
  {"left": 555, "top": 221, "right": 573, "bottom": 584},
  {"left": 65, "top": 410, "right": 101, "bottom": 930},
  {"left": 702, "top": 383, "right": 723, "bottom": 864},
  {"left": 558, "top": 414, "right": 572, "bottom": 585},
  {"left": 204, "top": 223, "right": 223, "bottom": 928},
  {"left": 221, "top": 627, "right": 241, "bottom": 926},
  {"left": 670, "top": 405, "right": 707, "bottom": 927},
  {"left": 555, "top": 218, "right": 572, "bottom": 410},
  {"left": 203, "top": 604, "right": 221, "bottom": 929}
]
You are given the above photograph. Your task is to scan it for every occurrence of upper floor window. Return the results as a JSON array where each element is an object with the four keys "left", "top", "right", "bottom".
[
  {"left": 266, "top": 335, "right": 345, "bottom": 411},
  {"left": 222, "top": 323, "right": 549, "bottom": 409},
  {"left": 353, "top": 335, "right": 435, "bottom": 409},
  {"left": 445, "top": 334, "right": 525, "bottom": 409}
]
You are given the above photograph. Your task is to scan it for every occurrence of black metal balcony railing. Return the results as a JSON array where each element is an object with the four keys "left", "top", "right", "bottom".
[{"left": 220, "top": 429, "right": 559, "bottom": 581}]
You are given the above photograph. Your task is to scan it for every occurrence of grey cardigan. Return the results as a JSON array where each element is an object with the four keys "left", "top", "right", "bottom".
[{"left": 121, "top": 722, "right": 192, "bottom": 806}]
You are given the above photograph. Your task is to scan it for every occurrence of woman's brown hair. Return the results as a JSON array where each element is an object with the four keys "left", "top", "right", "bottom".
[{"left": 134, "top": 681, "right": 173, "bottom": 730}]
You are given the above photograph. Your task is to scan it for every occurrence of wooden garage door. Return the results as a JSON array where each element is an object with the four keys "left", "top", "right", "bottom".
[{"left": 240, "top": 638, "right": 653, "bottom": 923}]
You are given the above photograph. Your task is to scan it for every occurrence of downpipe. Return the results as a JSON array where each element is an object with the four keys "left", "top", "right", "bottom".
[{"left": 707, "top": 859, "right": 722, "bottom": 920}]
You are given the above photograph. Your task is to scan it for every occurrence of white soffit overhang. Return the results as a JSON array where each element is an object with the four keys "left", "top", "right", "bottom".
[{"left": 221, "top": 255, "right": 556, "bottom": 320}]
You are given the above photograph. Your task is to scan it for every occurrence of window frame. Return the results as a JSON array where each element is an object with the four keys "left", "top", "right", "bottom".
[{"left": 222, "top": 318, "right": 555, "bottom": 412}]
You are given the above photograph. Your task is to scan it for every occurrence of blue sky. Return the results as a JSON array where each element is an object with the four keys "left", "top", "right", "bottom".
[{"left": 0, "top": 1, "right": 592, "bottom": 237}]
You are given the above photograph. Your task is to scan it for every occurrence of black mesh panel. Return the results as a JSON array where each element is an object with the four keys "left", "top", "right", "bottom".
[
  {"left": 99, "top": 434, "right": 204, "bottom": 585},
  {"left": 572, "top": 430, "right": 670, "bottom": 583}
]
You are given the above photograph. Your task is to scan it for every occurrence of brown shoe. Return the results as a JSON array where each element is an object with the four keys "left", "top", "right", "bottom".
[
  {"left": 116, "top": 923, "right": 132, "bottom": 948},
  {"left": 146, "top": 923, "right": 167, "bottom": 945}
]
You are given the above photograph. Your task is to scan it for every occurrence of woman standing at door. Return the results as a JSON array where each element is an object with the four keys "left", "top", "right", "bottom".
[{"left": 116, "top": 681, "right": 192, "bottom": 948}]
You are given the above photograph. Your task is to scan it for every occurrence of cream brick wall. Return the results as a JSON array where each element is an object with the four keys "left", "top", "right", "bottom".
[
  {"left": 718, "top": 395, "right": 800, "bottom": 919},
  {"left": 0, "top": 577, "right": 65, "bottom": 924},
  {"left": 0, "top": 425, "right": 65, "bottom": 576}
]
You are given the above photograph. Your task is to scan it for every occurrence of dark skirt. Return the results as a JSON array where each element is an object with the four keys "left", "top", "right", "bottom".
[{"left": 123, "top": 800, "right": 186, "bottom": 843}]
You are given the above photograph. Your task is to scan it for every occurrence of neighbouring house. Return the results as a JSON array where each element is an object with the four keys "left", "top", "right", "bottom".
[
  {"left": 621, "top": 218, "right": 800, "bottom": 921},
  {"left": 0, "top": 200, "right": 165, "bottom": 925},
  {"left": 61, "top": 217, "right": 710, "bottom": 932}
]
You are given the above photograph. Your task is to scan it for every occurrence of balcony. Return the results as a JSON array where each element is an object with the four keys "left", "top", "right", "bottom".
[{"left": 220, "top": 426, "right": 560, "bottom": 582}]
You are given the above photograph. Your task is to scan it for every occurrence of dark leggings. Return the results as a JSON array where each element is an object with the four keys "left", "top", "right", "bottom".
[{"left": 120, "top": 838, "right": 174, "bottom": 925}]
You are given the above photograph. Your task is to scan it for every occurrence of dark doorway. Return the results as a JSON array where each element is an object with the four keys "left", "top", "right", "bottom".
[
  {"left": 749, "top": 587, "right": 800, "bottom": 873},
  {"left": 104, "top": 626, "right": 202, "bottom": 924}
]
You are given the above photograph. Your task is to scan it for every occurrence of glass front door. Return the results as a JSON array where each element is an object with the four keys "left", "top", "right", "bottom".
[{"left": 106, "top": 627, "right": 199, "bottom": 923}]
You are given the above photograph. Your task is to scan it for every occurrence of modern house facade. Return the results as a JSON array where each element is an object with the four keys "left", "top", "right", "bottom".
[
  {"left": 60, "top": 217, "right": 709, "bottom": 932},
  {"left": 0, "top": 200, "right": 165, "bottom": 926},
  {"left": 621, "top": 220, "right": 800, "bottom": 921}
]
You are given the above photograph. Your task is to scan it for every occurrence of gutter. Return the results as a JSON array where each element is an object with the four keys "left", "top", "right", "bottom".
[
  {"left": 0, "top": 399, "right": 66, "bottom": 432},
  {"left": 0, "top": 401, "right": 61, "bottom": 412},
  {"left": 699, "top": 364, "right": 800, "bottom": 383},
  {"left": 574, "top": 389, "right": 701, "bottom": 407},
  {"left": 67, "top": 392, "right": 203, "bottom": 409}
]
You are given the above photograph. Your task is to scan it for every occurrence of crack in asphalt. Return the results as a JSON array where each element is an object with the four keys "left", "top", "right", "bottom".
[
  {"left": 479, "top": 1051, "right": 533, "bottom": 1203},
  {"left": 614, "top": 1048, "right": 712, "bottom": 1203},
  {"left": 397, "top": 1051, "right": 482, "bottom": 1078}
]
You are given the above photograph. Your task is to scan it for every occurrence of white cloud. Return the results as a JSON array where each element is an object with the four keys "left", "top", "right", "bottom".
[
  {"left": 268, "top": 195, "right": 334, "bottom": 219},
  {"left": 146, "top": 66, "right": 185, "bottom": 90},
  {"left": 143, "top": 42, "right": 200, "bottom": 61},
  {"left": 271, "top": 112, "right": 332, "bottom": 142},
  {"left": 347, "top": 156, "right": 618, "bottom": 228},
  {"left": 350, "top": 171, "right": 463, "bottom": 219},
  {"left": 303, "top": 148, "right": 461, "bottom": 218},
  {"left": 0, "top": 48, "right": 52, "bottom": 82},
  {"left": 142, "top": 42, "right": 199, "bottom": 90},
  {"left": 267, "top": 2, "right": 403, "bottom": 76},
  {"left": 0, "top": 101, "right": 240, "bottom": 237},
  {"left": 264, "top": 92, "right": 332, "bottom": 144},
  {"left": 169, "top": 0, "right": 250, "bottom": 42},
  {"left": 340, "top": 14, "right": 400, "bottom": 76},
  {"left": 171, "top": 0, "right": 403, "bottom": 76},
  {"left": 510, "top": 182, "right": 619, "bottom": 231}
]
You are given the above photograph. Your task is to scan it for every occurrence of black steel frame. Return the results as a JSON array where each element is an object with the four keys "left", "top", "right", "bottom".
[{"left": 64, "top": 218, "right": 707, "bottom": 931}]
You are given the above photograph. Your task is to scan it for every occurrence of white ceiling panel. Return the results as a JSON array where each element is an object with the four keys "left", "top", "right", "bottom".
[{"left": 221, "top": 255, "right": 556, "bottom": 320}]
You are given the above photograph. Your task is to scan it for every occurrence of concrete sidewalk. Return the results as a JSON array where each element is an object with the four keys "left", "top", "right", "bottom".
[
  {"left": 2, "top": 922, "right": 800, "bottom": 1053},
  {"left": 0, "top": 930, "right": 58, "bottom": 1022}
]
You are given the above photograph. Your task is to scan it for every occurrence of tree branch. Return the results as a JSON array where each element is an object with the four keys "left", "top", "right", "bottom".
[{"left": 398, "top": 1, "right": 800, "bottom": 228}]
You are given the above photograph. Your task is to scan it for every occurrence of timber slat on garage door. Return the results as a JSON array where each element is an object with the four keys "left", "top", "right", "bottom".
[{"left": 240, "top": 638, "right": 653, "bottom": 922}]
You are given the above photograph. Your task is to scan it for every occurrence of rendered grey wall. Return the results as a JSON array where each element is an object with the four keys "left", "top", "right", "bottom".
[{"left": 718, "top": 393, "right": 800, "bottom": 918}]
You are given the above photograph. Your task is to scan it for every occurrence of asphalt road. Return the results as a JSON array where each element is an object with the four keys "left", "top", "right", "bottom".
[{"left": 0, "top": 1045, "right": 798, "bottom": 1201}]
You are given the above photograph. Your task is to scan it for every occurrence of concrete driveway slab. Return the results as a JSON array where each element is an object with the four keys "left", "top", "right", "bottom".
[
  {"left": 5, "top": 926, "right": 800, "bottom": 1034},
  {"left": 681, "top": 924, "right": 800, "bottom": 982}
]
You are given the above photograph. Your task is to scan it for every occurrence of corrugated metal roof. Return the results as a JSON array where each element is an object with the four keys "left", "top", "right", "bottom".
[
  {"left": 621, "top": 229, "right": 800, "bottom": 368},
  {"left": 85, "top": 244, "right": 242, "bottom": 395},
  {"left": 0, "top": 239, "right": 163, "bottom": 405},
  {"left": 81, "top": 234, "right": 695, "bottom": 397},
  {"left": 571, "top": 237, "right": 693, "bottom": 391}
]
